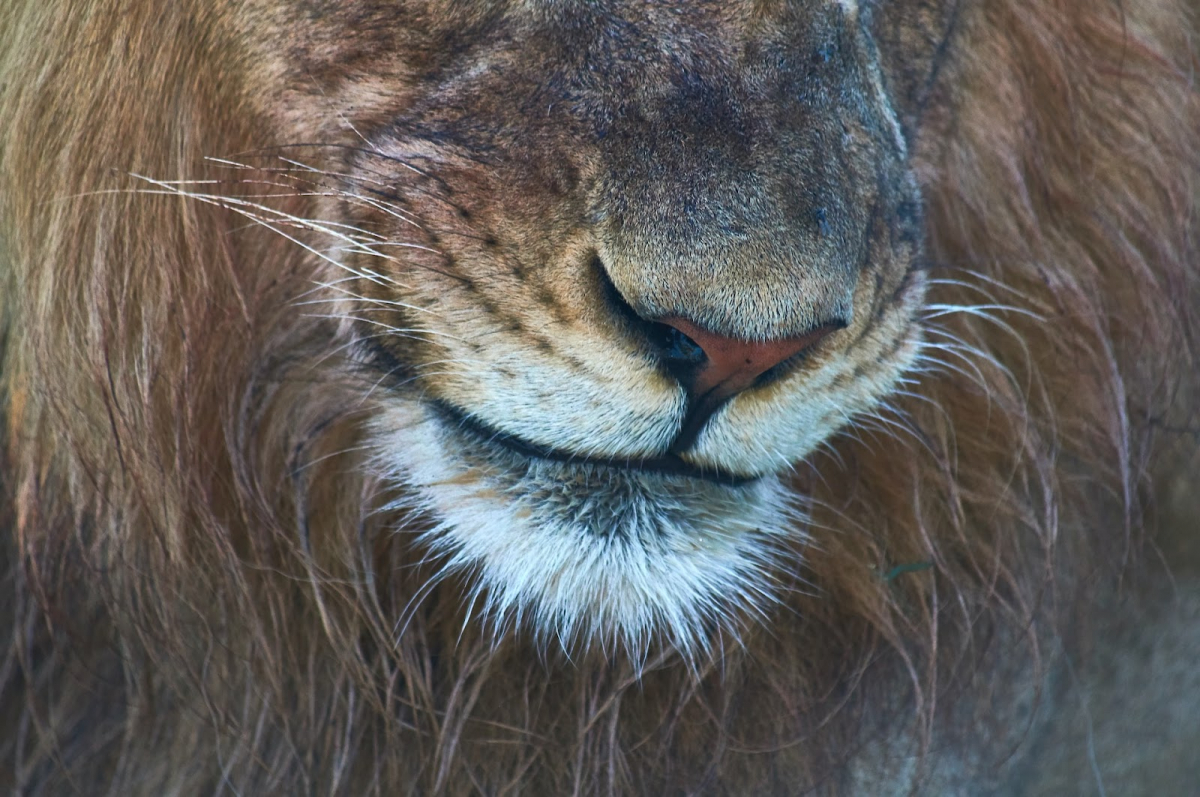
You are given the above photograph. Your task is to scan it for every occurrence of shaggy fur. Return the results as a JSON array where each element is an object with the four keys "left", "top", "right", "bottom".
[{"left": 2, "top": 0, "right": 1198, "bottom": 793}]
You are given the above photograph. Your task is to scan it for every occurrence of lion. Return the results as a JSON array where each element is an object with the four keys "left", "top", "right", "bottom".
[{"left": 1, "top": 0, "right": 1198, "bottom": 792}]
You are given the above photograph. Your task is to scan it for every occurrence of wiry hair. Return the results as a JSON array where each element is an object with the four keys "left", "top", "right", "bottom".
[{"left": 2, "top": 0, "right": 1198, "bottom": 793}]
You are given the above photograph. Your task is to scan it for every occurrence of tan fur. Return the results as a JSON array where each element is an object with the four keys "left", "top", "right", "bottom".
[{"left": 1, "top": 0, "right": 1198, "bottom": 793}]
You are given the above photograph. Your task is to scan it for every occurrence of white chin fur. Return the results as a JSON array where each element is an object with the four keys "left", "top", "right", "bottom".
[{"left": 372, "top": 401, "right": 803, "bottom": 659}]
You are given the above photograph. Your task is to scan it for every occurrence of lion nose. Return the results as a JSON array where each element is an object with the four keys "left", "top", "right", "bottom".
[
  {"left": 652, "top": 315, "right": 844, "bottom": 453},
  {"left": 657, "top": 316, "right": 842, "bottom": 402}
]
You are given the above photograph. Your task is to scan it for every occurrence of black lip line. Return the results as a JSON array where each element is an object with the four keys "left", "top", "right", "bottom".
[{"left": 431, "top": 401, "right": 756, "bottom": 487}]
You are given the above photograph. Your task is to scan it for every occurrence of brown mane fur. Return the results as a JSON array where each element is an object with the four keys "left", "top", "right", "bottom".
[{"left": 2, "top": 0, "right": 1198, "bottom": 792}]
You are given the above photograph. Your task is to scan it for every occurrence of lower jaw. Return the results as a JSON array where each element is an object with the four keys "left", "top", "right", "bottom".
[{"left": 372, "top": 399, "right": 802, "bottom": 653}]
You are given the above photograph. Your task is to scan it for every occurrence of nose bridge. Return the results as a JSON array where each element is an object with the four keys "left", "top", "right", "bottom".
[
  {"left": 587, "top": 11, "right": 888, "bottom": 340},
  {"left": 597, "top": 218, "right": 861, "bottom": 342},
  {"left": 595, "top": 98, "right": 868, "bottom": 342}
]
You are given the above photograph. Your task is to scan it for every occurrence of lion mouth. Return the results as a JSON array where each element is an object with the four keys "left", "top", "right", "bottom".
[{"left": 431, "top": 401, "right": 754, "bottom": 487}]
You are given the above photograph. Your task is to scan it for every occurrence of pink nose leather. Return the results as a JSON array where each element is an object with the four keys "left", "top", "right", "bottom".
[{"left": 658, "top": 317, "right": 839, "bottom": 401}]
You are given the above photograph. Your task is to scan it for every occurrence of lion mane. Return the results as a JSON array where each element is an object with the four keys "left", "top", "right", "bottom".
[{"left": 2, "top": 0, "right": 1198, "bottom": 793}]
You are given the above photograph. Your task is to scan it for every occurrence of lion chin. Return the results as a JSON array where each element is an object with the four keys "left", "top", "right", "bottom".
[{"left": 380, "top": 398, "right": 800, "bottom": 654}]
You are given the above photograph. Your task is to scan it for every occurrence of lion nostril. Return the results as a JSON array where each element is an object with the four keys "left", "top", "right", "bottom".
[
  {"left": 595, "top": 252, "right": 709, "bottom": 375},
  {"left": 655, "top": 324, "right": 707, "bottom": 367}
]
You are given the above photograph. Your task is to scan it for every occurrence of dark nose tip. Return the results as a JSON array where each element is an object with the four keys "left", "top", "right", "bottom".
[{"left": 657, "top": 316, "right": 842, "bottom": 401}]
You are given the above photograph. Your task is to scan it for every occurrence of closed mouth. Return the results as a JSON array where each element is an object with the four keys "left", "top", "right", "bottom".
[{"left": 431, "top": 401, "right": 755, "bottom": 487}]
